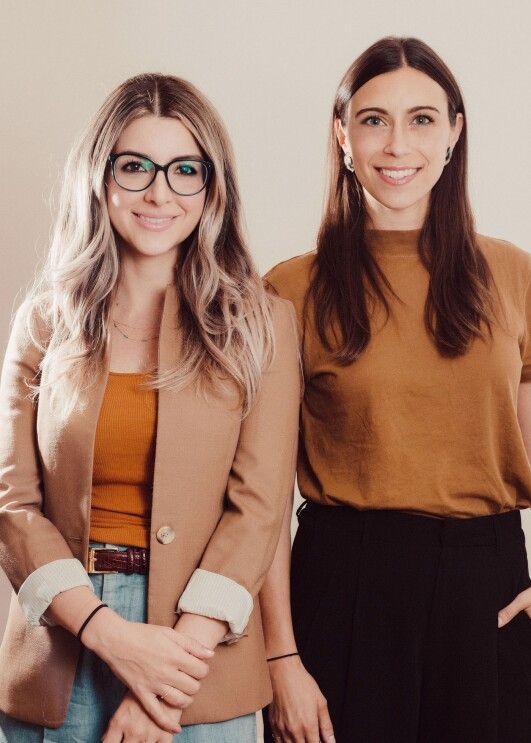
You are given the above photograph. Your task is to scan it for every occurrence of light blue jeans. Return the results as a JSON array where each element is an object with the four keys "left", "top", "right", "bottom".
[{"left": 0, "top": 546, "right": 256, "bottom": 743}]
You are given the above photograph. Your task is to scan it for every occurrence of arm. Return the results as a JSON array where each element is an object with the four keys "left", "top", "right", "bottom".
[
  {"left": 260, "top": 495, "right": 335, "bottom": 743},
  {"left": 175, "top": 298, "right": 301, "bottom": 634},
  {"left": 498, "top": 381, "right": 531, "bottom": 628}
]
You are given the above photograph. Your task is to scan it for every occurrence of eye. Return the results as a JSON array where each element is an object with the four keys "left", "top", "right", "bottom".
[
  {"left": 362, "top": 116, "right": 384, "bottom": 127},
  {"left": 120, "top": 156, "right": 154, "bottom": 174},
  {"left": 172, "top": 161, "right": 199, "bottom": 176},
  {"left": 413, "top": 114, "right": 434, "bottom": 125}
]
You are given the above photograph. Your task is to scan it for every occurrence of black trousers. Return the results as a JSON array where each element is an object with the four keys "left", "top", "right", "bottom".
[{"left": 263, "top": 503, "right": 531, "bottom": 743}]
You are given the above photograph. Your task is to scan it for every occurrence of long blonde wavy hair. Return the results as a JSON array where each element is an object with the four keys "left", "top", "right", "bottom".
[{"left": 29, "top": 73, "right": 274, "bottom": 417}]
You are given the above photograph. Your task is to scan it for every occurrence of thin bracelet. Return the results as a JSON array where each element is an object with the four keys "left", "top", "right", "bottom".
[
  {"left": 76, "top": 603, "right": 108, "bottom": 642},
  {"left": 266, "top": 652, "right": 299, "bottom": 663}
]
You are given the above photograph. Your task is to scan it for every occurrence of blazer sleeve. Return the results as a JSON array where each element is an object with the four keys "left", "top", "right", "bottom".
[
  {"left": 177, "top": 297, "right": 300, "bottom": 635},
  {"left": 0, "top": 302, "right": 91, "bottom": 617}
]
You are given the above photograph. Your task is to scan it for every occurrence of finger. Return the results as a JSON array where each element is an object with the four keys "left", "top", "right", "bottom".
[
  {"left": 157, "top": 684, "right": 194, "bottom": 710},
  {"left": 101, "top": 726, "right": 122, "bottom": 743},
  {"left": 498, "top": 587, "right": 531, "bottom": 627},
  {"left": 138, "top": 694, "right": 183, "bottom": 734},
  {"left": 172, "top": 630, "right": 215, "bottom": 660},
  {"left": 276, "top": 724, "right": 307, "bottom": 743},
  {"left": 160, "top": 670, "right": 201, "bottom": 698},
  {"left": 168, "top": 646, "right": 210, "bottom": 681},
  {"left": 318, "top": 699, "right": 335, "bottom": 743}
]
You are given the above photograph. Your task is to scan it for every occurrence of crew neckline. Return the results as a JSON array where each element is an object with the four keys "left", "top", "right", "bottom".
[{"left": 365, "top": 229, "right": 421, "bottom": 257}]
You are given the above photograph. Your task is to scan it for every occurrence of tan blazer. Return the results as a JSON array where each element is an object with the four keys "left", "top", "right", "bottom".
[{"left": 0, "top": 287, "right": 300, "bottom": 727}]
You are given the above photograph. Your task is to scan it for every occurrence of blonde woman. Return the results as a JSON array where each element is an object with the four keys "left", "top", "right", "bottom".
[{"left": 0, "top": 74, "right": 299, "bottom": 743}]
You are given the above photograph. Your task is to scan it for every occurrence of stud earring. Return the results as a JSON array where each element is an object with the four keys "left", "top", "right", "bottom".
[
  {"left": 445, "top": 147, "right": 453, "bottom": 165},
  {"left": 343, "top": 153, "right": 354, "bottom": 172}
]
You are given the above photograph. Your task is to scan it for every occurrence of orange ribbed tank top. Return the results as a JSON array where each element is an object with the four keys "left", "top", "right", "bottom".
[{"left": 90, "top": 372, "right": 157, "bottom": 548}]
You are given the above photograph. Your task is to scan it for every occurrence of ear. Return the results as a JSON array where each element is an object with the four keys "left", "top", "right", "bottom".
[
  {"left": 335, "top": 118, "right": 347, "bottom": 151},
  {"left": 449, "top": 112, "right": 464, "bottom": 150}
]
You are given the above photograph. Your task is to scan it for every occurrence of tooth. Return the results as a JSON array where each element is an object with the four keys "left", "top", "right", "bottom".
[{"left": 381, "top": 168, "right": 416, "bottom": 179}]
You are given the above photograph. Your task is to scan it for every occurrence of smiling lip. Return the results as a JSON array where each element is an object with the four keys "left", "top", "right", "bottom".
[
  {"left": 133, "top": 212, "right": 177, "bottom": 231},
  {"left": 376, "top": 167, "right": 420, "bottom": 185}
]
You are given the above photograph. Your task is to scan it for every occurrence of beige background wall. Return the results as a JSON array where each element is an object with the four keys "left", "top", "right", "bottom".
[{"left": 1, "top": 0, "right": 530, "bottom": 691}]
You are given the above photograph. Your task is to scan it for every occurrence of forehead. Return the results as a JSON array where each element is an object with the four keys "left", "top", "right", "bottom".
[
  {"left": 113, "top": 115, "right": 202, "bottom": 160},
  {"left": 349, "top": 67, "right": 449, "bottom": 115}
]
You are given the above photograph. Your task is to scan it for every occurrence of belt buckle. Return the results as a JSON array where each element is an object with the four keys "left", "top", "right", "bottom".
[{"left": 87, "top": 547, "right": 119, "bottom": 574}]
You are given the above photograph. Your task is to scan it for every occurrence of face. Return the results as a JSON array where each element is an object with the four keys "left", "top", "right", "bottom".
[
  {"left": 106, "top": 115, "right": 207, "bottom": 262},
  {"left": 336, "top": 66, "right": 463, "bottom": 230}
]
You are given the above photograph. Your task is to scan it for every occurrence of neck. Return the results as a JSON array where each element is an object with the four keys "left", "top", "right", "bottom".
[
  {"left": 364, "top": 194, "right": 428, "bottom": 231},
  {"left": 114, "top": 261, "right": 172, "bottom": 328}
]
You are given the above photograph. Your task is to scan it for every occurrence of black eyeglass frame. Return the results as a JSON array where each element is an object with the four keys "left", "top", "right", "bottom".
[{"left": 108, "top": 153, "right": 213, "bottom": 196}]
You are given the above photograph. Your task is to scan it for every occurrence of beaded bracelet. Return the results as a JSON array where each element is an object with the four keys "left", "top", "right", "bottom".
[{"left": 76, "top": 603, "right": 108, "bottom": 642}]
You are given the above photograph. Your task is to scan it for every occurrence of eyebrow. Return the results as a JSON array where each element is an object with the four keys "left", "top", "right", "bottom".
[
  {"left": 354, "top": 105, "right": 441, "bottom": 118},
  {"left": 114, "top": 150, "right": 204, "bottom": 160}
]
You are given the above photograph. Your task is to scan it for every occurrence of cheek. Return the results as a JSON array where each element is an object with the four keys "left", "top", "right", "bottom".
[
  {"left": 350, "top": 134, "right": 379, "bottom": 167},
  {"left": 106, "top": 186, "right": 136, "bottom": 231},
  {"left": 106, "top": 186, "right": 130, "bottom": 235},
  {"left": 186, "top": 193, "right": 207, "bottom": 224},
  {"left": 106, "top": 182, "right": 127, "bottom": 210}
]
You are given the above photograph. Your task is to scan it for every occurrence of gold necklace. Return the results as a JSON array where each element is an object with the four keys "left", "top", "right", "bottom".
[
  {"left": 113, "top": 317, "right": 159, "bottom": 330},
  {"left": 112, "top": 320, "right": 159, "bottom": 343}
]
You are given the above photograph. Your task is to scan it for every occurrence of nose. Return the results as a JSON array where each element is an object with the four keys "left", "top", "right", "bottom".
[
  {"left": 383, "top": 124, "right": 412, "bottom": 158},
  {"left": 144, "top": 170, "right": 173, "bottom": 204}
]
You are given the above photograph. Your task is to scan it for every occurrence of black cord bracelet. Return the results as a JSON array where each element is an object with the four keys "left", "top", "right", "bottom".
[
  {"left": 266, "top": 652, "right": 299, "bottom": 663},
  {"left": 76, "top": 603, "right": 108, "bottom": 642}
]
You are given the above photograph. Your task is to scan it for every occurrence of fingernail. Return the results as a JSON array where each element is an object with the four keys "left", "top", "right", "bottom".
[{"left": 498, "top": 615, "right": 503, "bottom": 628}]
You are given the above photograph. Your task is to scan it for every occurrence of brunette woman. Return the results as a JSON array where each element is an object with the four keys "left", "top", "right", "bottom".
[
  {"left": 261, "top": 36, "right": 531, "bottom": 743},
  {"left": 0, "top": 73, "right": 299, "bottom": 742}
]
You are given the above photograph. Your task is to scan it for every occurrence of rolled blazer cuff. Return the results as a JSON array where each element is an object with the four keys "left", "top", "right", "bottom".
[
  {"left": 176, "top": 568, "right": 253, "bottom": 643},
  {"left": 18, "top": 558, "right": 94, "bottom": 626}
]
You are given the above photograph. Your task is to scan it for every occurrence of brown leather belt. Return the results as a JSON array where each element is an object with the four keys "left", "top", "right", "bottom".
[{"left": 87, "top": 547, "right": 149, "bottom": 575}]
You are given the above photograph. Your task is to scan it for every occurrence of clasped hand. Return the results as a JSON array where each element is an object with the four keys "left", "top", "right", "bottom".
[{"left": 82, "top": 611, "right": 213, "bottom": 735}]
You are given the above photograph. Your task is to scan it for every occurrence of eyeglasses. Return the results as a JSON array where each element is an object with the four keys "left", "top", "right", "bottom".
[{"left": 108, "top": 153, "right": 213, "bottom": 196}]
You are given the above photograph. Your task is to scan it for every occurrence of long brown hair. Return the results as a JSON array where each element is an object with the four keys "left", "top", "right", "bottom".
[
  {"left": 30, "top": 74, "right": 274, "bottom": 418},
  {"left": 312, "top": 36, "right": 492, "bottom": 362}
]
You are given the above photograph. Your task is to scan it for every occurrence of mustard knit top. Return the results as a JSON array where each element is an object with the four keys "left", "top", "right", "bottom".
[
  {"left": 265, "top": 230, "right": 531, "bottom": 517},
  {"left": 90, "top": 372, "right": 157, "bottom": 548}
]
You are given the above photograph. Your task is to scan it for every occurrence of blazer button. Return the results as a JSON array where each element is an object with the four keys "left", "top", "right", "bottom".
[{"left": 156, "top": 526, "right": 175, "bottom": 545}]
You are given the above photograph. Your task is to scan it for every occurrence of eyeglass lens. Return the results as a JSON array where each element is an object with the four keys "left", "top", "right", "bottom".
[{"left": 112, "top": 155, "right": 209, "bottom": 195}]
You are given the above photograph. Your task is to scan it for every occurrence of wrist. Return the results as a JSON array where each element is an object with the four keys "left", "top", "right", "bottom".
[
  {"left": 76, "top": 603, "right": 108, "bottom": 642},
  {"left": 174, "top": 613, "right": 227, "bottom": 650},
  {"left": 268, "top": 652, "right": 303, "bottom": 679},
  {"left": 80, "top": 605, "right": 122, "bottom": 653},
  {"left": 267, "top": 651, "right": 299, "bottom": 663}
]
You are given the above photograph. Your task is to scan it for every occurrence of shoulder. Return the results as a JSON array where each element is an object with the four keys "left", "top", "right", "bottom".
[
  {"left": 9, "top": 295, "right": 50, "bottom": 349},
  {"left": 263, "top": 251, "right": 316, "bottom": 305},
  {"left": 476, "top": 233, "right": 531, "bottom": 273},
  {"left": 267, "top": 294, "right": 298, "bottom": 353}
]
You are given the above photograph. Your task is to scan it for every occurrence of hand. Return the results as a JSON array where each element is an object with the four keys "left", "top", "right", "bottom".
[
  {"left": 268, "top": 655, "right": 335, "bottom": 743},
  {"left": 102, "top": 690, "right": 181, "bottom": 742},
  {"left": 498, "top": 586, "right": 531, "bottom": 628},
  {"left": 82, "top": 610, "right": 213, "bottom": 732}
]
